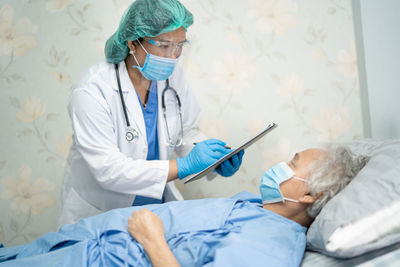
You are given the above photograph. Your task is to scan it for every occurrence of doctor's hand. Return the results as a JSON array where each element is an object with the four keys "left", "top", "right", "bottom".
[
  {"left": 176, "top": 139, "right": 231, "bottom": 179},
  {"left": 215, "top": 150, "right": 245, "bottom": 177}
]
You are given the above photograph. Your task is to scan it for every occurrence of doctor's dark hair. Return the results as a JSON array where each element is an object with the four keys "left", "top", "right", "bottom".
[{"left": 305, "top": 145, "right": 370, "bottom": 218}]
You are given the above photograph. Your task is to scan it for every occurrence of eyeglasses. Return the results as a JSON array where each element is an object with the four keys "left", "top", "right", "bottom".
[{"left": 143, "top": 37, "right": 190, "bottom": 57}]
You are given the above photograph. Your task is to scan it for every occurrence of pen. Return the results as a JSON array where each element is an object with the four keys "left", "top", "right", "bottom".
[{"left": 193, "top": 142, "right": 231, "bottom": 149}]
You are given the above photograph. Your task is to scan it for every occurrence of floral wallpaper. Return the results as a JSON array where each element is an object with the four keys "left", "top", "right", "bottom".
[{"left": 0, "top": 0, "right": 362, "bottom": 246}]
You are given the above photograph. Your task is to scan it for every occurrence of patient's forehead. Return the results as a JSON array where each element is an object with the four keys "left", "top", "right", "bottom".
[
  {"left": 301, "top": 148, "right": 326, "bottom": 161},
  {"left": 288, "top": 148, "right": 327, "bottom": 178},
  {"left": 290, "top": 148, "right": 327, "bottom": 169}
]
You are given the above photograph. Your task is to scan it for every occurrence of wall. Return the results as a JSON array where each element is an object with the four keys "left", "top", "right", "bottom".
[
  {"left": 0, "top": 0, "right": 363, "bottom": 246},
  {"left": 353, "top": 0, "right": 400, "bottom": 139}
]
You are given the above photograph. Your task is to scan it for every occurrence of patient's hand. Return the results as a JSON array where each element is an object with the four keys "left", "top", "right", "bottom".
[
  {"left": 128, "top": 208, "right": 165, "bottom": 247},
  {"left": 127, "top": 208, "right": 180, "bottom": 267}
]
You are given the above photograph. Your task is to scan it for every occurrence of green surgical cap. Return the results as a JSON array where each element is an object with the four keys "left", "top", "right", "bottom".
[{"left": 105, "top": 0, "right": 193, "bottom": 63}]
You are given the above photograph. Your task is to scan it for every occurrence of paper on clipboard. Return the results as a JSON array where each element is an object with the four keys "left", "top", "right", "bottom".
[{"left": 184, "top": 122, "right": 278, "bottom": 184}]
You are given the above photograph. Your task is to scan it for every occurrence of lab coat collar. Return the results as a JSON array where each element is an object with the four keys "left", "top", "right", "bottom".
[
  {"left": 112, "top": 61, "right": 168, "bottom": 95},
  {"left": 112, "top": 61, "right": 131, "bottom": 92}
]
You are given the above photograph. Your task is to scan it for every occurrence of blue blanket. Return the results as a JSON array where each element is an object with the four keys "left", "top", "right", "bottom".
[{"left": 0, "top": 191, "right": 306, "bottom": 267}]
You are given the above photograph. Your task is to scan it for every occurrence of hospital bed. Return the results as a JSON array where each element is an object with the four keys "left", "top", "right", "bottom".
[
  {"left": 2, "top": 139, "right": 399, "bottom": 266},
  {"left": 301, "top": 242, "right": 400, "bottom": 266}
]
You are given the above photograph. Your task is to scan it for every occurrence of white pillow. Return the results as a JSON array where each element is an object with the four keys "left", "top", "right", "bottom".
[
  {"left": 326, "top": 199, "right": 400, "bottom": 252},
  {"left": 306, "top": 139, "right": 400, "bottom": 258}
]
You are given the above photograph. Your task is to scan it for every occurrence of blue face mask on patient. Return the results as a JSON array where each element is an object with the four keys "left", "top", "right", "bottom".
[
  {"left": 259, "top": 162, "right": 306, "bottom": 204},
  {"left": 130, "top": 40, "right": 178, "bottom": 81}
]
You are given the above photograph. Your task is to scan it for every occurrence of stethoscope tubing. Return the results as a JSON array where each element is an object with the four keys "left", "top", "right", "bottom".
[
  {"left": 114, "top": 63, "right": 183, "bottom": 145},
  {"left": 115, "top": 64, "right": 131, "bottom": 128},
  {"left": 161, "top": 79, "right": 182, "bottom": 111}
]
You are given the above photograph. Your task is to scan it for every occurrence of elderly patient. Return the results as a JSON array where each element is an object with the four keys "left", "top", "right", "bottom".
[{"left": 0, "top": 146, "right": 368, "bottom": 267}]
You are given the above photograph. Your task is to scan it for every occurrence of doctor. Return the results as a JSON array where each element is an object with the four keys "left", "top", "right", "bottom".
[{"left": 58, "top": 0, "right": 244, "bottom": 227}]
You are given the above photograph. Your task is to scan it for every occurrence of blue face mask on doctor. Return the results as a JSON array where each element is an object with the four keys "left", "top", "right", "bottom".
[
  {"left": 130, "top": 40, "right": 178, "bottom": 81},
  {"left": 259, "top": 162, "right": 307, "bottom": 204}
]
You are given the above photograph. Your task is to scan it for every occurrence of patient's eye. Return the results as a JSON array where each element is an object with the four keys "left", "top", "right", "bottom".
[
  {"left": 290, "top": 153, "right": 299, "bottom": 168},
  {"left": 290, "top": 159, "right": 296, "bottom": 168}
]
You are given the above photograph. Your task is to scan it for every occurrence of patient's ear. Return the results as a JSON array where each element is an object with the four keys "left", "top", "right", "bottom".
[
  {"left": 299, "top": 192, "right": 324, "bottom": 204},
  {"left": 299, "top": 195, "right": 316, "bottom": 204}
]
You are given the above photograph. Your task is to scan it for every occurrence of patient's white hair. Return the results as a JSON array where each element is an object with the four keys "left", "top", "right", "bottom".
[{"left": 306, "top": 145, "right": 369, "bottom": 218}]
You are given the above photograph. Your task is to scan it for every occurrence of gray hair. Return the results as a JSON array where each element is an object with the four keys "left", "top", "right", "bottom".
[{"left": 306, "top": 145, "right": 370, "bottom": 218}]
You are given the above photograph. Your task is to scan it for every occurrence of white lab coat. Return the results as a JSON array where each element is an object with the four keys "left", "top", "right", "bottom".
[{"left": 58, "top": 60, "right": 208, "bottom": 227}]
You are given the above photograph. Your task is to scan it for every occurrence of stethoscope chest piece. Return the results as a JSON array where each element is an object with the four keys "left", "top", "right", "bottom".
[{"left": 126, "top": 127, "right": 139, "bottom": 142}]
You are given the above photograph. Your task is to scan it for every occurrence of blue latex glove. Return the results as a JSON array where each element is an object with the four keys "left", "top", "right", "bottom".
[
  {"left": 176, "top": 139, "right": 231, "bottom": 179},
  {"left": 215, "top": 150, "right": 245, "bottom": 177}
]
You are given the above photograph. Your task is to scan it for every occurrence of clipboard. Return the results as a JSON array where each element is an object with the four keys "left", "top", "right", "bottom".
[{"left": 184, "top": 122, "right": 278, "bottom": 184}]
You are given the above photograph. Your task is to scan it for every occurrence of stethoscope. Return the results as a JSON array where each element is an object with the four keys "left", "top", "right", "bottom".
[{"left": 114, "top": 64, "right": 184, "bottom": 147}]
